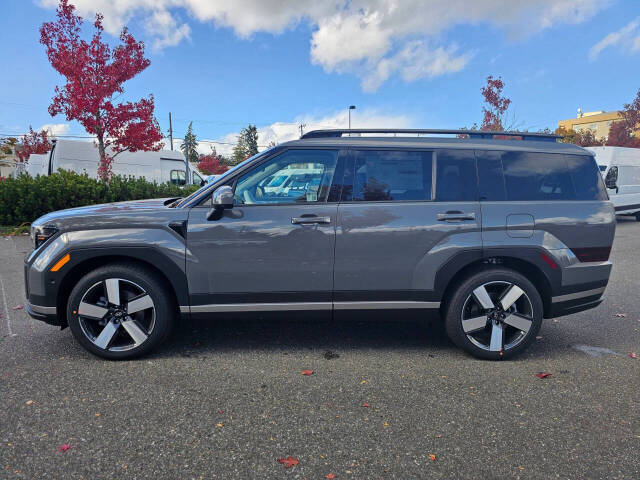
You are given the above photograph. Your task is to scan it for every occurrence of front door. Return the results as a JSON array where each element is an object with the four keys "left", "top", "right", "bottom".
[
  {"left": 333, "top": 148, "right": 482, "bottom": 309},
  {"left": 186, "top": 148, "right": 342, "bottom": 314}
]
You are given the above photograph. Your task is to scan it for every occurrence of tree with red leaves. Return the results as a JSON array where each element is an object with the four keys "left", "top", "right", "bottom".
[
  {"left": 40, "top": 0, "right": 163, "bottom": 180},
  {"left": 198, "top": 148, "right": 229, "bottom": 175},
  {"left": 480, "top": 75, "right": 511, "bottom": 131},
  {"left": 17, "top": 126, "right": 52, "bottom": 163},
  {"left": 606, "top": 89, "right": 640, "bottom": 148}
]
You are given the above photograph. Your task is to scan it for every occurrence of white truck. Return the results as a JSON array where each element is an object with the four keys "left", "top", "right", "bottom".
[
  {"left": 14, "top": 139, "right": 205, "bottom": 186},
  {"left": 588, "top": 146, "right": 640, "bottom": 220}
]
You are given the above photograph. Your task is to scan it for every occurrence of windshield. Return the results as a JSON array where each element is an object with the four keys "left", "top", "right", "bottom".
[{"left": 174, "top": 148, "right": 276, "bottom": 208}]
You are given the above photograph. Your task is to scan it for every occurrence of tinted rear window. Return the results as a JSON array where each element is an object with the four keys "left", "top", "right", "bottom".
[
  {"left": 435, "top": 149, "right": 478, "bottom": 201},
  {"left": 477, "top": 151, "right": 606, "bottom": 201},
  {"left": 348, "top": 150, "right": 433, "bottom": 201},
  {"left": 566, "top": 154, "right": 608, "bottom": 200}
]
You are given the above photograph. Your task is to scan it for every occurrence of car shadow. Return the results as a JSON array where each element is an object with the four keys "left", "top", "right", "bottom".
[{"left": 154, "top": 311, "right": 458, "bottom": 359}]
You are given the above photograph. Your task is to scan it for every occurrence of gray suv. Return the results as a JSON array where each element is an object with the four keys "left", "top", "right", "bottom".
[{"left": 25, "top": 129, "right": 615, "bottom": 360}]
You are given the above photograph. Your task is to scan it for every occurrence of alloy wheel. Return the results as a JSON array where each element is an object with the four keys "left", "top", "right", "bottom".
[
  {"left": 77, "top": 278, "right": 155, "bottom": 352},
  {"left": 460, "top": 281, "right": 534, "bottom": 352}
]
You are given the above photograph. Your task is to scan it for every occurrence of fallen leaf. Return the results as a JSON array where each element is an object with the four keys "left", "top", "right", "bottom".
[
  {"left": 435, "top": 434, "right": 442, "bottom": 438},
  {"left": 216, "top": 423, "right": 223, "bottom": 427},
  {"left": 25, "top": 400, "right": 35, "bottom": 406},
  {"left": 535, "top": 372, "right": 552, "bottom": 379},
  {"left": 12, "top": 305, "right": 23, "bottom": 310},
  {"left": 628, "top": 352, "right": 639, "bottom": 359},
  {"left": 58, "top": 444, "right": 70, "bottom": 452},
  {"left": 218, "top": 409, "right": 223, "bottom": 414},
  {"left": 326, "top": 474, "right": 336, "bottom": 479},
  {"left": 362, "top": 402, "right": 370, "bottom": 408},
  {"left": 277, "top": 456, "right": 299, "bottom": 469},
  {"left": 429, "top": 454, "right": 436, "bottom": 461},
  {"left": 383, "top": 421, "right": 390, "bottom": 428},
  {"left": 301, "top": 369, "right": 314, "bottom": 376},
  {"left": 361, "top": 380, "right": 366, "bottom": 384},
  {"left": 94, "top": 413, "right": 101, "bottom": 417},
  {"left": 615, "top": 313, "right": 627, "bottom": 318}
]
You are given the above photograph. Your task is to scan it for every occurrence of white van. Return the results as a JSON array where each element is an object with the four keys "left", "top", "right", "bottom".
[
  {"left": 14, "top": 139, "right": 205, "bottom": 186},
  {"left": 588, "top": 146, "right": 640, "bottom": 220}
]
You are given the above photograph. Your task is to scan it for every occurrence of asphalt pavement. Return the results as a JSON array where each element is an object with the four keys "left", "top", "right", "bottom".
[{"left": 1, "top": 220, "right": 639, "bottom": 479}]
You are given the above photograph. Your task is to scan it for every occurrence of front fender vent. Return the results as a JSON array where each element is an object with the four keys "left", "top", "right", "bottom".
[{"left": 168, "top": 221, "right": 187, "bottom": 239}]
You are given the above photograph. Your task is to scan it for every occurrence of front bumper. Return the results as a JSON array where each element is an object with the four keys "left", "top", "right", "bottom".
[{"left": 25, "top": 302, "right": 63, "bottom": 327}]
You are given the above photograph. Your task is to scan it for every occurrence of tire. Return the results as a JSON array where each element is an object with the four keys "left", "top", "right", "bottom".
[
  {"left": 444, "top": 268, "right": 543, "bottom": 360},
  {"left": 67, "top": 263, "right": 175, "bottom": 360}
]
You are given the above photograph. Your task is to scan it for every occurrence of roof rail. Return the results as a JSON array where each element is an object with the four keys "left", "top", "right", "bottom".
[{"left": 300, "top": 129, "right": 560, "bottom": 142}]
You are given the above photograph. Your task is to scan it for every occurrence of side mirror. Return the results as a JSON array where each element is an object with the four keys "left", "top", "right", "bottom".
[
  {"left": 605, "top": 166, "right": 618, "bottom": 190},
  {"left": 207, "top": 185, "right": 234, "bottom": 220}
]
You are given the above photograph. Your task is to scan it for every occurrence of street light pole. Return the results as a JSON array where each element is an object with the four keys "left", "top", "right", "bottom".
[{"left": 348, "top": 105, "right": 356, "bottom": 130}]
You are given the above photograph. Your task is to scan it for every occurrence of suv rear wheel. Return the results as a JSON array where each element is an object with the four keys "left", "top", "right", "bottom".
[
  {"left": 445, "top": 268, "right": 543, "bottom": 360},
  {"left": 67, "top": 264, "right": 174, "bottom": 359}
]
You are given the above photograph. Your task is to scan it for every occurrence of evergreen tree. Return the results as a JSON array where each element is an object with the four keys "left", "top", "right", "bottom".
[
  {"left": 180, "top": 121, "right": 199, "bottom": 164},
  {"left": 231, "top": 124, "right": 259, "bottom": 164}
]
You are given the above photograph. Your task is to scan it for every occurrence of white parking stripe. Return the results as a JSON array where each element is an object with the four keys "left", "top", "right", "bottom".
[{"left": 0, "top": 274, "right": 15, "bottom": 337}]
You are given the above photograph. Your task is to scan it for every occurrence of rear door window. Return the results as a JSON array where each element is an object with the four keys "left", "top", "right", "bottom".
[
  {"left": 346, "top": 150, "right": 433, "bottom": 201},
  {"left": 435, "top": 149, "right": 478, "bottom": 201}
]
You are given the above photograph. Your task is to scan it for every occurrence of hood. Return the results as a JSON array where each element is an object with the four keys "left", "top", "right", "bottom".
[{"left": 32, "top": 198, "right": 181, "bottom": 230}]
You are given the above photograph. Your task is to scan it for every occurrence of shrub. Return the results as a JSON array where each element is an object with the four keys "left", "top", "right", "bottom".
[{"left": 0, "top": 170, "right": 200, "bottom": 225}]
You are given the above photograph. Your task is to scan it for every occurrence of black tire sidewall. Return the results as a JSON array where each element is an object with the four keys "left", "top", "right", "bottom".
[
  {"left": 67, "top": 264, "right": 174, "bottom": 360},
  {"left": 445, "top": 268, "right": 543, "bottom": 360}
]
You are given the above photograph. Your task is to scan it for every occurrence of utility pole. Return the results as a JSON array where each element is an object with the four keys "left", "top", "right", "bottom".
[
  {"left": 348, "top": 105, "right": 356, "bottom": 130},
  {"left": 299, "top": 123, "right": 306, "bottom": 138},
  {"left": 168, "top": 112, "right": 174, "bottom": 150}
]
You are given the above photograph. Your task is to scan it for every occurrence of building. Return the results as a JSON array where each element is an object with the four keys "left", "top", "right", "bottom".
[{"left": 558, "top": 109, "right": 621, "bottom": 139}]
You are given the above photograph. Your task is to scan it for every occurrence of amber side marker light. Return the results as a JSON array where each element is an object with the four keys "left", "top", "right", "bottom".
[{"left": 50, "top": 254, "right": 70, "bottom": 272}]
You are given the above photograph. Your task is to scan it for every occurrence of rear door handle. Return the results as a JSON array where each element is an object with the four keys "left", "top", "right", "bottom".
[
  {"left": 437, "top": 212, "right": 476, "bottom": 222},
  {"left": 291, "top": 216, "right": 331, "bottom": 225}
]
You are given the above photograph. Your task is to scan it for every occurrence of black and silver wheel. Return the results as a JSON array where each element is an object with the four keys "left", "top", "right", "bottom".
[
  {"left": 445, "top": 268, "right": 543, "bottom": 360},
  {"left": 67, "top": 264, "right": 174, "bottom": 359}
]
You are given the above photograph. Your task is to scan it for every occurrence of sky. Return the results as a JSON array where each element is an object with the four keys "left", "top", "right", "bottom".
[{"left": 1, "top": 0, "right": 640, "bottom": 155}]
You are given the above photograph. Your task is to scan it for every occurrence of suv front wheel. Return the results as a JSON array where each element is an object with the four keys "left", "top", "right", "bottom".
[
  {"left": 67, "top": 264, "right": 174, "bottom": 359},
  {"left": 445, "top": 268, "right": 543, "bottom": 360}
]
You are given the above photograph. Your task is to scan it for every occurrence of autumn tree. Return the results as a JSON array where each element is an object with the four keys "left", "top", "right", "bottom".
[
  {"left": 554, "top": 126, "right": 603, "bottom": 147},
  {"left": 40, "top": 0, "right": 163, "bottom": 180},
  {"left": 605, "top": 89, "right": 640, "bottom": 148},
  {"left": 17, "top": 126, "right": 52, "bottom": 163},
  {"left": 480, "top": 75, "right": 511, "bottom": 131},
  {"left": 197, "top": 147, "right": 229, "bottom": 175},
  {"left": 180, "top": 121, "right": 199, "bottom": 164},
  {"left": 231, "top": 124, "right": 259, "bottom": 165}
]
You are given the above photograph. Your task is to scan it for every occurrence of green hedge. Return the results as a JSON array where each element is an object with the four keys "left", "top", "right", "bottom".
[{"left": 0, "top": 170, "right": 200, "bottom": 225}]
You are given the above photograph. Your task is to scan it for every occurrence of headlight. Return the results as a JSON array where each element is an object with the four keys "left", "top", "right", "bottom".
[{"left": 32, "top": 225, "right": 58, "bottom": 249}]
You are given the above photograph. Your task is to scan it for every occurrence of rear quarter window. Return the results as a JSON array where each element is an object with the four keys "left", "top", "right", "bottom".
[{"left": 476, "top": 151, "right": 607, "bottom": 201}]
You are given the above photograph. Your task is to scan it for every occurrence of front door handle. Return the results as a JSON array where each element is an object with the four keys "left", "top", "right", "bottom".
[
  {"left": 291, "top": 216, "right": 331, "bottom": 225},
  {"left": 437, "top": 211, "right": 476, "bottom": 222}
]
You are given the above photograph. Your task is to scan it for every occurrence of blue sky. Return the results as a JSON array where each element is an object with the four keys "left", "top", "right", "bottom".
[{"left": 1, "top": 0, "right": 640, "bottom": 154}]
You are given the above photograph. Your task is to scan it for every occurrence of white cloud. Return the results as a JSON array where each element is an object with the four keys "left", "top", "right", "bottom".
[
  {"left": 39, "top": 0, "right": 609, "bottom": 90},
  {"left": 589, "top": 18, "right": 640, "bottom": 60},
  {"left": 38, "top": 123, "right": 70, "bottom": 137},
  {"left": 196, "top": 109, "right": 413, "bottom": 156}
]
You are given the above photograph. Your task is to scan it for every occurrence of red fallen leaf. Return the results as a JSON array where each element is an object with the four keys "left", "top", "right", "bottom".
[
  {"left": 58, "top": 444, "right": 70, "bottom": 452},
  {"left": 326, "top": 474, "right": 337, "bottom": 479},
  {"left": 535, "top": 372, "right": 552, "bottom": 379},
  {"left": 217, "top": 409, "right": 223, "bottom": 414},
  {"left": 301, "top": 370, "right": 314, "bottom": 376},
  {"left": 628, "top": 352, "right": 639, "bottom": 359},
  {"left": 12, "top": 305, "right": 24, "bottom": 310},
  {"left": 277, "top": 456, "right": 299, "bottom": 469},
  {"left": 429, "top": 454, "right": 436, "bottom": 461},
  {"left": 362, "top": 402, "right": 370, "bottom": 408}
]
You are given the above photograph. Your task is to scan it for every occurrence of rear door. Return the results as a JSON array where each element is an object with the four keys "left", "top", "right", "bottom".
[{"left": 333, "top": 148, "right": 482, "bottom": 309}]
